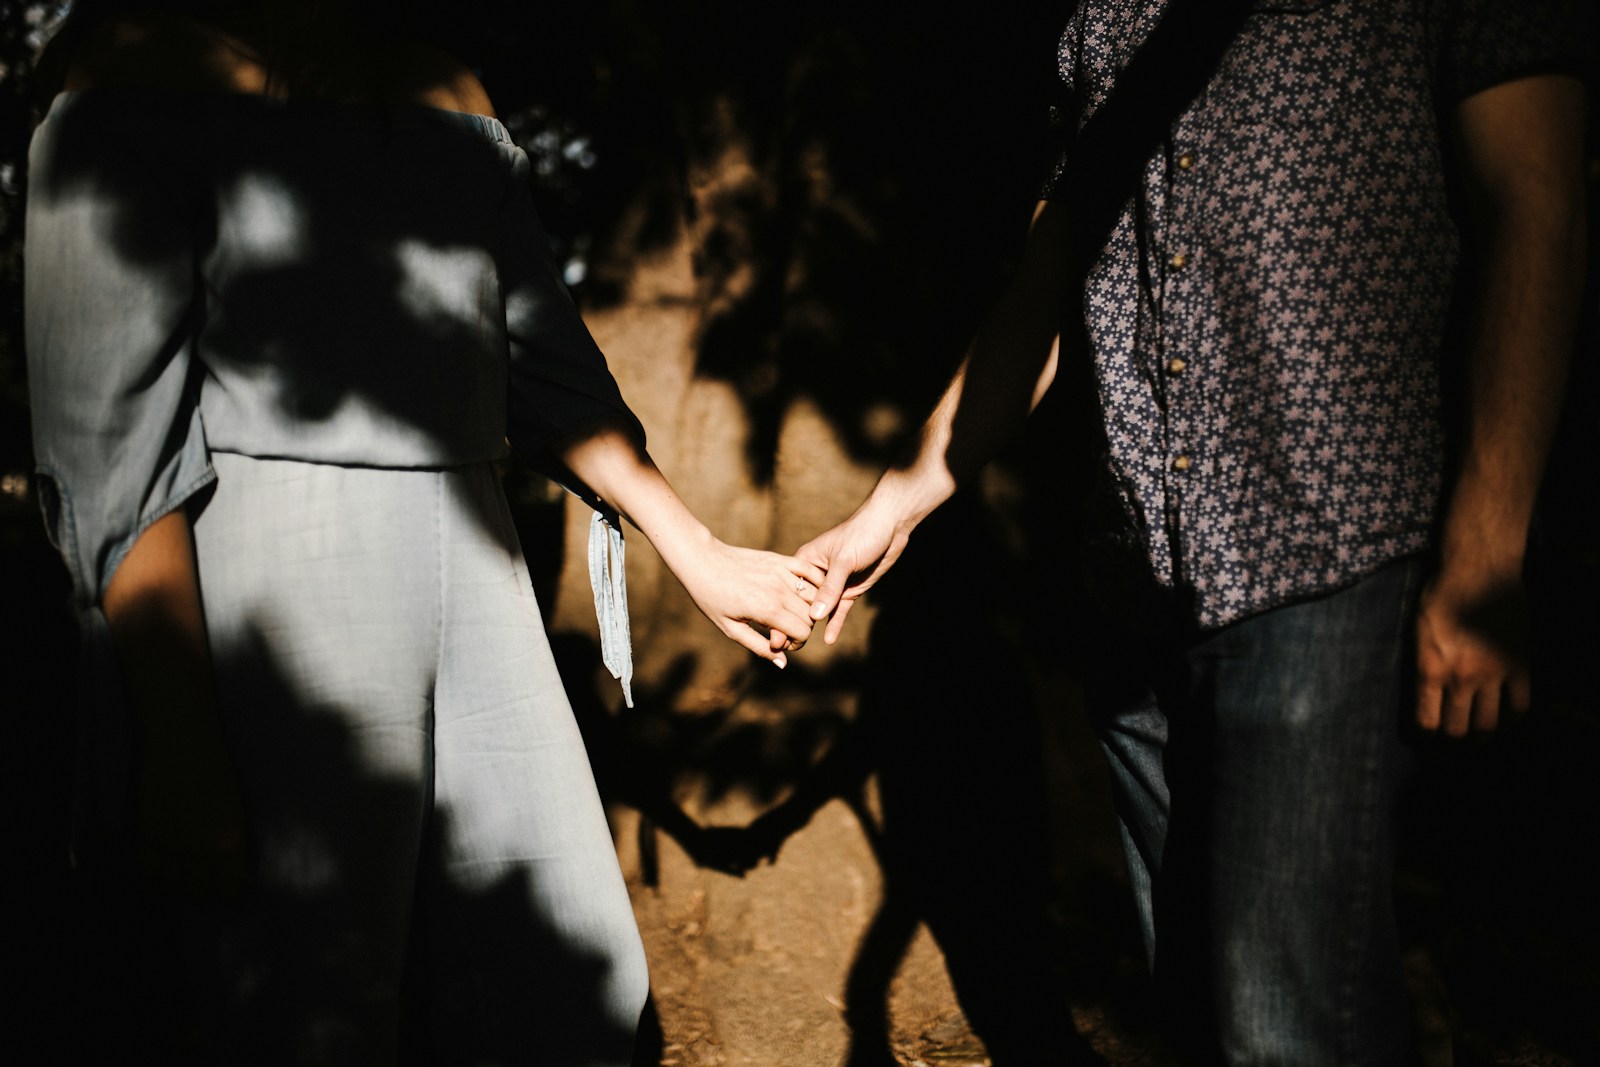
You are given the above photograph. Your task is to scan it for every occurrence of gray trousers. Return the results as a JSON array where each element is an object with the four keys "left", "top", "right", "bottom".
[{"left": 190, "top": 452, "right": 648, "bottom": 1065}]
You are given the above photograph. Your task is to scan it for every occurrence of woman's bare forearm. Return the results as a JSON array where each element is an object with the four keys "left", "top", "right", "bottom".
[
  {"left": 556, "top": 426, "right": 824, "bottom": 659},
  {"left": 101, "top": 508, "right": 245, "bottom": 895},
  {"left": 102, "top": 509, "right": 219, "bottom": 730}
]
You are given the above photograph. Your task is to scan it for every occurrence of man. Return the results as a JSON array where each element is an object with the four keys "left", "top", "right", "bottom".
[{"left": 796, "top": 0, "right": 1587, "bottom": 1061}]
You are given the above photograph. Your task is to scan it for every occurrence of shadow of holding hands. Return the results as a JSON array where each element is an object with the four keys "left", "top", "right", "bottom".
[{"left": 542, "top": 424, "right": 1133, "bottom": 1066}]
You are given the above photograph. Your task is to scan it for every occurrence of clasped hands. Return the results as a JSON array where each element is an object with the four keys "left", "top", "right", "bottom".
[
  {"left": 702, "top": 500, "right": 907, "bottom": 663},
  {"left": 684, "top": 514, "right": 896, "bottom": 665}
]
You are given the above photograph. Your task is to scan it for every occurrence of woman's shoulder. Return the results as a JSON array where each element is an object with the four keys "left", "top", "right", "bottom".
[
  {"left": 57, "top": 13, "right": 496, "bottom": 118},
  {"left": 375, "top": 40, "right": 497, "bottom": 119},
  {"left": 61, "top": 11, "right": 260, "bottom": 94}
]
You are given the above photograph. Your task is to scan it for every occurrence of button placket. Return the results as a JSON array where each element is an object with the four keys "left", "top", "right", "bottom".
[
  {"left": 1163, "top": 141, "right": 1200, "bottom": 490},
  {"left": 1167, "top": 146, "right": 1196, "bottom": 276}
]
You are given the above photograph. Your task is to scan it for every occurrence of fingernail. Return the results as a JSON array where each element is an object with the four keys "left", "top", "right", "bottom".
[
  {"left": 810, "top": 603, "right": 828, "bottom": 620},
  {"left": 773, "top": 653, "right": 788, "bottom": 669}
]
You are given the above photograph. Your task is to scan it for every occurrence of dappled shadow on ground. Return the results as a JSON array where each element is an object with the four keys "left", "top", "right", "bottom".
[{"left": 541, "top": 386, "right": 1148, "bottom": 1065}]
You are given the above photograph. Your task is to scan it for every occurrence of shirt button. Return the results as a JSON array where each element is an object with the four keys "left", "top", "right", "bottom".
[
  {"left": 1167, "top": 357, "right": 1187, "bottom": 375},
  {"left": 1176, "top": 152, "right": 1195, "bottom": 170},
  {"left": 1172, "top": 454, "right": 1191, "bottom": 472},
  {"left": 1169, "top": 252, "right": 1188, "bottom": 270}
]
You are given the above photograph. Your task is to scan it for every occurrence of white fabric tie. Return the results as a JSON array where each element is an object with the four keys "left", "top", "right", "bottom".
[{"left": 587, "top": 509, "right": 633, "bottom": 707}]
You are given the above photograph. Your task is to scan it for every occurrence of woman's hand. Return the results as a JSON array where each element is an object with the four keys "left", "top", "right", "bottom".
[
  {"left": 556, "top": 427, "right": 829, "bottom": 665},
  {"left": 669, "top": 537, "right": 826, "bottom": 666}
]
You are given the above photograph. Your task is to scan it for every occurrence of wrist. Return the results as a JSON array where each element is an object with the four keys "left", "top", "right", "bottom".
[
  {"left": 867, "top": 465, "right": 950, "bottom": 537},
  {"left": 641, "top": 509, "right": 719, "bottom": 578},
  {"left": 1433, "top": 525, "right": 1528, "bottom": 596},
  {"left": 1436, "top": 495, "right": 1531, "bottom": 590}
]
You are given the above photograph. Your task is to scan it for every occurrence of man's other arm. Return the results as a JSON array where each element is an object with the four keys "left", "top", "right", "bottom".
[{"left": 1416, "top": 74, "right": 1588, "bottom": 735}]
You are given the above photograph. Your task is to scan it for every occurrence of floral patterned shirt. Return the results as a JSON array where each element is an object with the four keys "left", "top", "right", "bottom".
[{"left": 1043, "top": 0, "right": 1581, "bottom": 628}]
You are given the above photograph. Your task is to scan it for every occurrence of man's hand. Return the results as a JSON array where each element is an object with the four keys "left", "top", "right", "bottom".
[
  {"left": 795, "top": 499, "right": 909, "bottom": 646},
  {"left": 1414, "top": 570, "right": 1531, "bottom": 736}
]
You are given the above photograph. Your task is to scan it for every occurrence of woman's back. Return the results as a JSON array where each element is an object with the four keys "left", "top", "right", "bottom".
[
  {"left": 28, "top": 11, "right": 639, "bottom": 607},
  {"left": 29, "top": 12, "right": 658, "bottom": 1063}
]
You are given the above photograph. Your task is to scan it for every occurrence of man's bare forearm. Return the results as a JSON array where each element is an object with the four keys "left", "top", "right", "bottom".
[
  {"left": 799, "top": 200, "right": 1073, "bottom": 638},
  {"left": 1415, "top": 74, "right": 1586, "bottom": 734},
  {"left": 1437, "top": 75, "right": 1587, "bottom": 584},
  {"left": 861, "top": 199, "right": 1071, "bottom": 536}
]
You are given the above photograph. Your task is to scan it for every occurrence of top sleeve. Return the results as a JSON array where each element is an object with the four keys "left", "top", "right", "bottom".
[
  {"left": 1438, "top": 0, "right": 1592, "bottom": 105},
  {"left": 25, "top": 93, "right": 213, "bottom": 610},
  {"left": 497, "top": 146, "right": 645, "bottom": 511},
  {"left": 1038, "top": 13, "right": 1082, "bottom": 202}
]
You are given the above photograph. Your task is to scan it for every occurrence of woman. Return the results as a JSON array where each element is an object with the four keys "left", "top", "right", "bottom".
[{"left": 27, "top": 2, "right": 816, "bottom": 1061}]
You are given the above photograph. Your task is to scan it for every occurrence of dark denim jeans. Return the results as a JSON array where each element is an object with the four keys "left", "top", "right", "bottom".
[{"left": 1086, "top": 557, "right": 1422, "bottom": 1065}]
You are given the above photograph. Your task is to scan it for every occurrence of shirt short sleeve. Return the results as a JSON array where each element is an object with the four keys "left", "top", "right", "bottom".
[
  {"left": 25, "top": 92, "right": 213, "bottom": 610},
  {"left": 496, "top": 146, "right": 645, "bottom": 510},
  {"left": 1438, "top": 0, "right": 1592, "bottom": 105},
  {"left": 1038, "top": 12, "right": 1083, "bottom": 201}
]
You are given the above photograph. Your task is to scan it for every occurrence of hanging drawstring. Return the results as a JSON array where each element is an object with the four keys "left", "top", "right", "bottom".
[{"left": 587, "top": 508, "right": 633, "bottom": 708}]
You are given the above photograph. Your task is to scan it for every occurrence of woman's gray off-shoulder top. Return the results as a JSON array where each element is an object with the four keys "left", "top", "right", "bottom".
[{"left": 26, "top": 89, "right": 644, "bottom": 613}]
